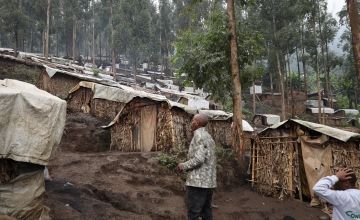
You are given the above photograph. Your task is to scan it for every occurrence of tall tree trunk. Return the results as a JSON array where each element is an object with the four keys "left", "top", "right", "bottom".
[
  {"left": 325, "top": 41, "right": 332, "bottom": 107},
  {"left": 22, "top": 37, "right": 25, "bottom": 52},
  {"left": 301, "top": 24, "right": 308, "bottom": 97},
  {"left": 72, "top": 14, "right": 77, "bottom": 61},
  {"left": 272, "top": 14, "right": 286, "bottom": 120},
  {"left": 30, "top": 27, "right": 34, "bottom": 53},
  {"left": 99, "top": 32, "right": 102, "bottom": 62},
  {"left": 14, "top": 29, "right": 18, "bottom": 54},
  {"left": 56, "top": 32, "right": 59, "bottom": 57},
  {"left": 92, "top": 0, "right": 95, "bottom": 65},
  {"left": 287, "top": 51, "right": 294, "bottom": 118},
  {"left": 110, "top": 0, "right": 116, "bottom": 79},
  {"left": 318, "top": 0, "right": 329, "bottom": 100},
  {"left": 267, "top": 44, "right": 274, "bottom": 106},
  {"left": 346, "top": 0, "right": 360, "bottom": 103},
  {"left": 252, "top": 81, "right": 256, "bottom": 115},
  {"left": 313, "top": 16, "right": 322, "bottom": 124},
  {"left": 44, "top": 0, "right": 51, "bottom": 59},
  {"left": 226, "top": 0, "right": 244, "bottom": 161},
  {"left": 276, "top": 52, "right": 286, "bottom": 120},
  {"left": 295, "top": 47, "right": 301, "bottom": 89},
  {"left": 42, "top": 30, "right": 45, "bottom": 55}
]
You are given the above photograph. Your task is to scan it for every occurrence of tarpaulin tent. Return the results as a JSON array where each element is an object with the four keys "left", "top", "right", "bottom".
[{"left": 0, "top": 79, "right": 66, "bottom": 220}]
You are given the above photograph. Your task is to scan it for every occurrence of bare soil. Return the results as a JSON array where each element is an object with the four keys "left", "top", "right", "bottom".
[
  {"left": 46, "top": 150, "right": 325, "bottom": 220},
  {"left": 45, "top": 113, "right": 325, "bottom": 220}
]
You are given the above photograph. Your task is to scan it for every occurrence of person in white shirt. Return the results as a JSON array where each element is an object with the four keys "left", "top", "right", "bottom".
[{"left": 313, "top": 168, "right": 360, "bottom": 220}]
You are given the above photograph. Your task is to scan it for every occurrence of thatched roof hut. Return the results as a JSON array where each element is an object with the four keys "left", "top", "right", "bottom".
[
  {"left": 67, "top": 82, "right": 253, "bottom": 152},
  {"left": 250, "top": 119, "right": 360, "bottom": 202},
  {"left": 68, "top": 81, "right": 197, "bottom": 152}
]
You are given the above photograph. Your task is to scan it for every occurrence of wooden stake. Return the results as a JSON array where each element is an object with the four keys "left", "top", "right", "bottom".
[
  {"left": 289, "top": 143, "right": 294, "bottom": 197},
  {"left": 295, "top": 141, "right": 303, "bottom": 201},
  {"left": 251, "top": 140, "right": 256, "bottom": 188}
]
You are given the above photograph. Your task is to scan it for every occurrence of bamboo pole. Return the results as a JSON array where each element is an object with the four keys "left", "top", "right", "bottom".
[
  {"left": 288, "top": 143, "right": 294, "bottom": 197},
  {"left": 295, "top": 141, "right": 303, "bottom": 201},
  {"left": 251, "top": 140, "right": 256, "bottom": 188}
]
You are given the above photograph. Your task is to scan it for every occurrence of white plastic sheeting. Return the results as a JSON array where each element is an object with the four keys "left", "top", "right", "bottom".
[
  {"left": 307, "top": 107, "right": 335, "bottom": 114},
  {"left": 262, "top": 119, "right": 360, "bottom": 142},
  {"left": 0, "top": 79, "right": 66, "bottom": 165},
  {"left": 199, "top": 110, "right": 254, "bottom": 132},
  {"left": 335, "top": 109, "right": 359, "bottom": 116}
]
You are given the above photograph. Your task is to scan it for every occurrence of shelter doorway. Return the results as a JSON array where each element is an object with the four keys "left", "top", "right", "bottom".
[{"left": 140, "top": 105, "right": 157, "bottom": 152}]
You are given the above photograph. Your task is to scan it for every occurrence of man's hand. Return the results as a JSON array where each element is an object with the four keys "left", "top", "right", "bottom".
[
  {"left": 177, "top": 163, "right": 185, "bottom": 173},
  {"left": 336, "top": 168, "right": 354, "bottom": 181}
]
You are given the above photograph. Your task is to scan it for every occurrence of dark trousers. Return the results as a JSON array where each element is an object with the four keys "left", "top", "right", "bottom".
[{"left": 186, "top": 186, "right": 213, "bottom": 220}]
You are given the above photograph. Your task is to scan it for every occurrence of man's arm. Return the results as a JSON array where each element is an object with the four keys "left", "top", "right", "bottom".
[
  {"left": 312, "top": 175, "right": 341, "bottom": 206},
  {"left": 313, "top": 168, "right": 354, "bottom": 206},
  {"left": 181, "top": 144, "right": 207, "bottom": 171}
]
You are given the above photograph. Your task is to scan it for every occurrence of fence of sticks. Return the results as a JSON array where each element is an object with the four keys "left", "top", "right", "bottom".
[{"left": 250, "top": 119, "right": 360, "bottom": 202}]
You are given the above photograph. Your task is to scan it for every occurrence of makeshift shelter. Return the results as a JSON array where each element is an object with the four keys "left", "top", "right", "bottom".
[
  {"left": 68, "top": 81, "right": 197, "bottom": 152},
  {"left": 334, "top": 109, "right": 359, "bottom": 118},
  {"left": 253, "top": 114, "right": 281, "bottom": 127},
  {"left": 0, "top": 53, "right": 116, "bottom": 99},
  {"left": 0, "top": 79, "right": 66, "bottom": 219},
  {"left": 306, "top": 107, "right": 335, "bottom": 114},
  {"left": 199, "top": 110, "right": 254, "bottom": 148},
  {"left": 250, "top": 119, "right": 360, "bottom": 202},
  {"left": 67, "top": 81, "right": 126, "bottom": 120},
  {"left": 68, "top": 82, "right": 242, "bottom": 152}
]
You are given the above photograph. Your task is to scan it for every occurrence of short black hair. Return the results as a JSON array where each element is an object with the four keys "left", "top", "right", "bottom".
[{"left": 348, "top": 172, "right": 357, "bottom": 186}]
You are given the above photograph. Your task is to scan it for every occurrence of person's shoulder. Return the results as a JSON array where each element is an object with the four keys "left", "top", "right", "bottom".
[
  {"left": 346, "top": 189, "right": 360, "bottom": 195},
  {"left": 194, "top": 127, "right": 206, "bottom": 135},
  {"left": 339, "top": 189, "right": 360, "bottom": 201}
]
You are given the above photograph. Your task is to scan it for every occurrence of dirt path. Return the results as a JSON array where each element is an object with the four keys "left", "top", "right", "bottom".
[{"left": 46, "top": 150, "right": 324, "bottom": 220}]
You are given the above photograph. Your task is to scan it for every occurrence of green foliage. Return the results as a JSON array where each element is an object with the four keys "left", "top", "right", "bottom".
[
  {"left": 92, "top": 68, "right": 100, "bottom": 77},
  {"left": 156, "top": 146, "right": 237, "bottom": 174},
  {"left": 113, "top": 0, "right": 155, "bottom": 67},
  {"left": 157, "top": 153, "right": 180, "bottom": 171},
  {"left": 241, "top": 64, "right": 265, "bottom": 90},
  {"left": 173, "top": 8, "right": 264, "bottom": 103}
]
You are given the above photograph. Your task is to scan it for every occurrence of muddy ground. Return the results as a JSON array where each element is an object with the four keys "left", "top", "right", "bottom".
[{"left": 44, "top": 113, "right": 325, "bottom": 220}]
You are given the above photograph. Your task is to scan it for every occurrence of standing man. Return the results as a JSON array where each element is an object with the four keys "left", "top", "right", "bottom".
[
  {"left": 177, "top": 114, "right": 217, "bottom": 220},
  {"left": 313, "top": 168, "right": 360, "bottom": 220}
]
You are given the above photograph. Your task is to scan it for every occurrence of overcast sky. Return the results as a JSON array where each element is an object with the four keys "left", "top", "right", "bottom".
[
  {"left": 327, "top": 0, "right": 346, "bottom": 18},
  {"left": 326, "top": 0, "right": 346, "bottom": 54}
]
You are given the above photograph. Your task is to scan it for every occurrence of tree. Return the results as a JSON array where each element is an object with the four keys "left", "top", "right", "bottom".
[
  {"left": 92, "top": 0, "right": 95, "bottom": 64},
  {"left": 173, "top": 2, "right": 263, "bottom": 164},
  {"left": 257, "top": 0, "right": 302, "bottom": 120},
  {"left": 0, "top": 0, "right": 29, "bottom": 53},
  {"left": 44, "top": 0, "right": 51, "bottom": 59},
  {"left": 227, "top": 0, "right": 245, "bottom": 159},
  {"left": 109, "top": 0, "right": 115, "bottom": 78},
  {"left": 114, "top": 0, "right": 154, "bottom": 80},
  {"left": 159, "top": 0, "right": 175, "bottom": 75},
  {"left": 346, "top": 0, "right": 360, "bottom": 101}
]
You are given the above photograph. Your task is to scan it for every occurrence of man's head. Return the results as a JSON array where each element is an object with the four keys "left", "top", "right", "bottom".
[
  {"left": 334, "top": 168, "right": 357, "bottom": 190},
  {"left": 191, "top": 114, "right": 209, "bottom": 132}
]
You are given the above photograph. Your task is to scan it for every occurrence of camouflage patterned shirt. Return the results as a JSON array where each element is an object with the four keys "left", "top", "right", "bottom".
[{"left": 182, "top": 127, "right": 217, "bottom": 188}]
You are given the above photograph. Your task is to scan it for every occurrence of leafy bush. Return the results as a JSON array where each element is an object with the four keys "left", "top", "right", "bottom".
[
  {"left": 156, "top": 153, "right": 179, "bottom": 171},
  {"left": 92, "top": 68, "right": 100, "bottom": 77},
  {"left": 157, "top": 146, "right": 236, "bottom": 173}
]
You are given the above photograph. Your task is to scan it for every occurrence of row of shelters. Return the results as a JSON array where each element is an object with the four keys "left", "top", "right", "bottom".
[{"left": 0, "top": 49, "right": 253, "bottom": 152}]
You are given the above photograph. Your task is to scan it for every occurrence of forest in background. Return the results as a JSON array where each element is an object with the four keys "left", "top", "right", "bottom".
[{"left": 0, "top": 0, "right": 359, "bottom": 112}]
